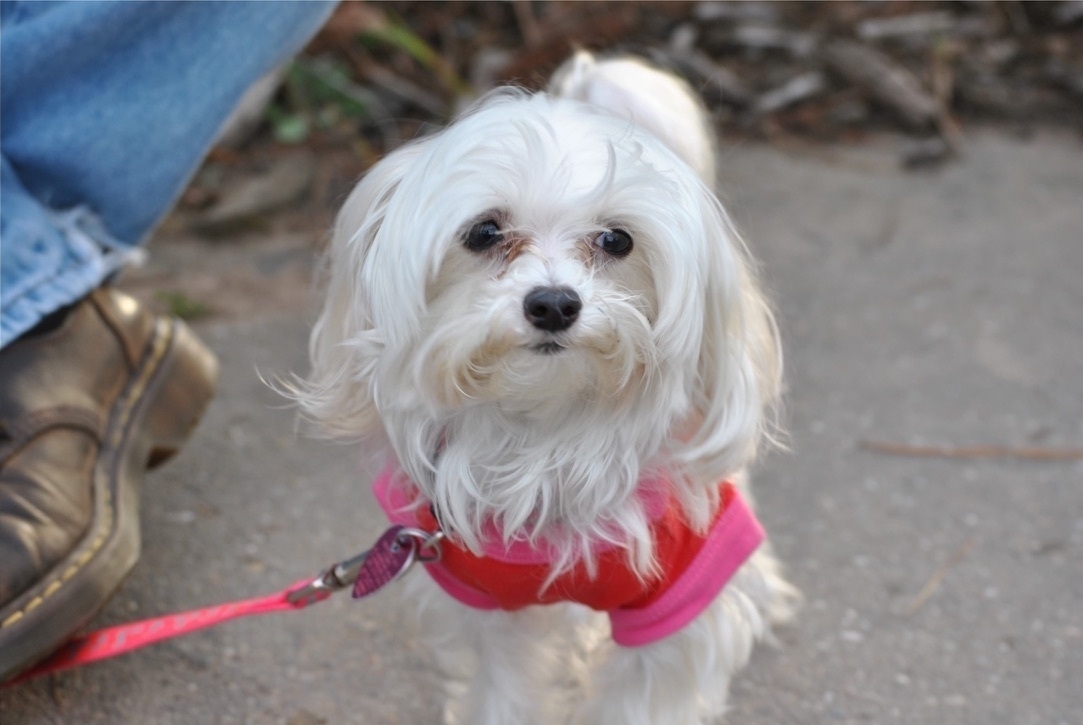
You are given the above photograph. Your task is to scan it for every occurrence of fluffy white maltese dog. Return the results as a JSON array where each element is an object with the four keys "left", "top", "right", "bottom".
[{"left": 297, "top": 51, "right": 796, "bottom": 724}]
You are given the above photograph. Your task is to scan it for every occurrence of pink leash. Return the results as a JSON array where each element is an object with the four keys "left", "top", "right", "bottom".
[
  {"left": 5, "top": 580, "right": 312, "bottom": 687},
  {"left": 4, "top": 525, "right": 443, "bottom": 687}
]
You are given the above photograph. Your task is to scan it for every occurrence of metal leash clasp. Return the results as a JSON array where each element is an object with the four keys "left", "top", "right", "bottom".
[
  {"left": 286, "top": 527, "right": 444, "bottom": 607},
  {"left": 286, "top": 548, "right": 374, "bottom": 607}
]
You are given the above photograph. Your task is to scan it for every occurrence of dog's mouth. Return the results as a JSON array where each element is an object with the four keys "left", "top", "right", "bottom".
[{"left": 531, "top": 341, "right": 566, "bottom": 355}]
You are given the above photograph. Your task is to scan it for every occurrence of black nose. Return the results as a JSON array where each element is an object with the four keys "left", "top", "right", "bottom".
[{"left": 523, "top": 286, "right": 582, "bottom": 332}]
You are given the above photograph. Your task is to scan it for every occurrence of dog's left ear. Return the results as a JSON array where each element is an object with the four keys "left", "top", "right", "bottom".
[{"left": 672, "top": 194, "right": 782, "bottom": 492}]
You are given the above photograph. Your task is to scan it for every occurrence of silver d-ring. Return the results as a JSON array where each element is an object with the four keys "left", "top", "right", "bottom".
[
  {"left": 416, "top": 530, "right": 444, "bottom": 563},
  {"left": 397, "top": 528, "right": 444, "bottom": 563}
]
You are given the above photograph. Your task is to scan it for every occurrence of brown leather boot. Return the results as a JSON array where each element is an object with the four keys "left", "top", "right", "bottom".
[{"left": 0, "top": 287, "right": 218, "bottom": 681}]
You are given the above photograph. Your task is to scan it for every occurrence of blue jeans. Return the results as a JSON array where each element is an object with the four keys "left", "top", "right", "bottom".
[{"left": 0, "top": 0, "right": 337, "bottom": 346}]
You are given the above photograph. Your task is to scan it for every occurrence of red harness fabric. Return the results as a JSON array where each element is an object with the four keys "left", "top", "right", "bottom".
[
  {"left": 418, "top": 486, "right": 735, "bottom": 612},
  {"left": 373, "top": 468, "right": 765, "bottom": 645}
]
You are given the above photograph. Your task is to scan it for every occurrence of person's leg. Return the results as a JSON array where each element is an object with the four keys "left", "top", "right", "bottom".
[
  {"left": 0, "top": 0, "right": 337, "bottom": 681},
  {"left": 1, "top": 0, "right": 337, "bottom": 344}
]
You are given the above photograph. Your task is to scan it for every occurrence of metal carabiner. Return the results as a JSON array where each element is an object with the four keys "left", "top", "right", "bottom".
[
  {"left": 286, "top": 548, "right": 373, "bottom": 606},
  {"left": 286, "top": 527, "right": 444, "bottom": 607}
]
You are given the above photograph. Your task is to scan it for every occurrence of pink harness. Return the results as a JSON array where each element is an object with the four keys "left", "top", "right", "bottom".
[{"left": 374, "top": 467, "right": 764, "bottom": 646}]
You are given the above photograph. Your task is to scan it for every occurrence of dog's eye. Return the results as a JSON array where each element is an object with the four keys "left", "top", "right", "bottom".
[
  {"left": 595, "top": 229, "right": 633, "bottom": 257},
  {"left": 464, "top": 220, "right": 504, "bottom": 251}
]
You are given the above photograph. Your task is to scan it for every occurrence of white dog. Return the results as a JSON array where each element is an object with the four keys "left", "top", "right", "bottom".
[{"left": 296, "top": 51, "right": 796, "bottom": 724}]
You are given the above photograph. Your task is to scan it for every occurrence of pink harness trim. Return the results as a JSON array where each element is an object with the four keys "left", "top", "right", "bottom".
[{"left": 373, "top": 466, "right": 764, "bottom": 646}]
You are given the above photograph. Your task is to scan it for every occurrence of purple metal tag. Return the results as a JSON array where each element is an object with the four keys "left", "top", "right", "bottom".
[{"left": 352, "top": 525, "right": 414, "bottom": 599}]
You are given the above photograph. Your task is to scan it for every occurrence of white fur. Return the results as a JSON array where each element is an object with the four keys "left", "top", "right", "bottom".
[
  {"left": 295, "top": 52, "right": 795, "bottom": 723},
  {"left": 548, "top": 50, "right": 717, "bottom": 185}
]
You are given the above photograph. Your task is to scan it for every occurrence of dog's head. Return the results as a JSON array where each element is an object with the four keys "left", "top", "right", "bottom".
[{"left": 299, "top": 87, "right": 779, "bottom": 547}]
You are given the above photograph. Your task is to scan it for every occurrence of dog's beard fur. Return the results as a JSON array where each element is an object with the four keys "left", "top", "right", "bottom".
[{"left": 293, "top": 51, "right": 793, "bottom": 723}]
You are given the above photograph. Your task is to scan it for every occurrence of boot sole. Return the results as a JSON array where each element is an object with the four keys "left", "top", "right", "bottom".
[{"left": 0, "top": 317, "right": 218, "bottom": 682}]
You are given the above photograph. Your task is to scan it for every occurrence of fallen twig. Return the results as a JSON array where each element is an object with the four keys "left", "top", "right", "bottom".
[
  {"left": 859, "top": 440, "right": 1083, "bottom": 462},
  {"left": 905, "top": 537, "right": 977, "bottom": 615},
  {"left": 857, "top": 11, "right": 956, "bottom": 41},
  {"left": 666, "top": 49, "right": 754, "bottom": 107},
  {"left": 930, "top": 39, "right": 964, "bottom": 156},
  {"left": 823, "top": 39, "right": 940, "bottom": 129},
  {"left": 730, "top": 24, "right": 819, "bottom": 58},
  {"left": 512, "top": 0, "right": 543, "bottom": 48},
  {"left": 363, "top": 64, "right": 448, "bottom": 117},
  {"left": 755, "top": 71, "right": 827, "bottom": 115}
]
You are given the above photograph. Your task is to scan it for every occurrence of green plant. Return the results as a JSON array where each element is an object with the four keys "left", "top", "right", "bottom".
[{"left": 156, "top": 291, "right": 211, "bottom": 321}]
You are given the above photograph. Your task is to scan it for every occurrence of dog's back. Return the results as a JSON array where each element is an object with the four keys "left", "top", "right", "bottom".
[{"left": 549, "top": 51, "right": 716, "bottom": 185}]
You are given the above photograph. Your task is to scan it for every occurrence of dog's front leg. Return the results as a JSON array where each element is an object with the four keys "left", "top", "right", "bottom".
[
  {"left": 403, "top": 574, "right": 563, "bottom": 725},
  {"left": 573, "top": 552, "right": 793, "bottom": 725},
  {"left": 572, "top": 599, "right": 753, "bottom": 725}
]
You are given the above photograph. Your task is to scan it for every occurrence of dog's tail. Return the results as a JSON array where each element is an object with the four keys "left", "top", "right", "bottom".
[{"left": 548, "top": 50, "right": 716, "bottom": 185}]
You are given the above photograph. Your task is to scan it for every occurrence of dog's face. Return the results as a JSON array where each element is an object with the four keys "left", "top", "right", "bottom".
[
  {"left": 302, "top": 91, "right": 778, "bottom": 545},
  {"left": 405, "top": 106, "right": 684, "bottom": 416}
]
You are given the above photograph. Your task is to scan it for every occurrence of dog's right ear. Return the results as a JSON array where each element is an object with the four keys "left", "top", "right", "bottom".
[{"left": 296, "top": 142, "right": 427, "bottom": 439}]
